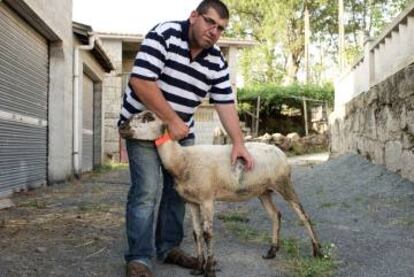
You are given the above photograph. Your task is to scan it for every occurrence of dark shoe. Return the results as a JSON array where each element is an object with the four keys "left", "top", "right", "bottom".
[
  {"left": 164, "top": 248, "right": 198, "bottom": 269},
  {"left": 127, "top": 261, "right": 153, "bottom": 277}
]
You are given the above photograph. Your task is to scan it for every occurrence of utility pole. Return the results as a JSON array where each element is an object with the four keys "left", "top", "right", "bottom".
[
  {"left": 304, "top": 2, "right": 311, "bottom": 83},
  {"left": 304, "top": 2, "right": 310, "bottom": 136},
  {"left": 338, "top": 0, "right": 345, "bottom": 72}
]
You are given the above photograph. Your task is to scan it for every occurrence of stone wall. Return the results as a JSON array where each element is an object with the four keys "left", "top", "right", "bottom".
[{"left": 330, "top": 64, "right": 414, "bottom": 182}]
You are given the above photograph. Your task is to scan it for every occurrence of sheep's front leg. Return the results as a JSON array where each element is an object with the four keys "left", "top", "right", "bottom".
[
  {"left": 200, "top": 200, "right": 216, "bottom": 277},
  {"left": 188, "top": 203, "right": 205, "bottom": 275},
  {"left": 259, "top": 192, "right": 282, "bottom": 259}
]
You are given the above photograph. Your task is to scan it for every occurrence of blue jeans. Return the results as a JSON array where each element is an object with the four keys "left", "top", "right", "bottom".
[{"left": 124, "top": 138, "right": 194, "bottom": 268}]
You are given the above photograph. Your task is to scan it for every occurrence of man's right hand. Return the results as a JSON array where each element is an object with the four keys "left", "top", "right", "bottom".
[{"left": 166, "top": 116, "right": 189, "bottom": 141}]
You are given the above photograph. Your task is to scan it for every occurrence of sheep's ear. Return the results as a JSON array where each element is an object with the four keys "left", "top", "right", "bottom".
[{"left": 161, "top": 123, "right": 168, "bottom": 134}]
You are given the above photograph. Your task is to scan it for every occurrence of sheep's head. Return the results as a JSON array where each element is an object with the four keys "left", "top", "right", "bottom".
[{"left": 129, "top": 110, "right": 165, "bottom": 140}]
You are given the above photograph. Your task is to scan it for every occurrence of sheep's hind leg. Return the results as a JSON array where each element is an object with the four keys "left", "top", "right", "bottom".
[
  {"left": 259, "top": 191, "right": 282, "bottom": 259},
  {"left": 188, "top": 203, "right": 205, "bottom": 276},
  {"left": 278, "top": 181, "right": 323, "bottom": 257},
  {"left": 200, "top": 200, "right": 216, "bottom": 277}
]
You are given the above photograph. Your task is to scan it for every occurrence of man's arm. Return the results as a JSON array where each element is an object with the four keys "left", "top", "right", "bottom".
[
  {"left": 215, "top": 103, "right": 254, "bottom": 170},
  {"left": 130, "top": 77, "right": 189, "bottom": 140}
]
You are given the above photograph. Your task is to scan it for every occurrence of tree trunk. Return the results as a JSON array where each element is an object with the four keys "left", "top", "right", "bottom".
[{"left": 283, "top": 52, "right": 301, "bottom": 85}]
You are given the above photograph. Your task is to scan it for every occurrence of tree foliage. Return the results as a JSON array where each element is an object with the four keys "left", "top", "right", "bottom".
[
  {"left": 238, "top": 82, "right": 334, "bottom": 112},
  {"left": 237, "top": 83, "right": 334, "bottom": 135},
  {"left": 223, "top": 0, "right": 411, "bottom": 85}
]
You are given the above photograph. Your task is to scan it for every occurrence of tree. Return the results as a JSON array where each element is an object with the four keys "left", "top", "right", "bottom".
[{"left": 223, "top": 0, "right": 410, "bottom": 85}]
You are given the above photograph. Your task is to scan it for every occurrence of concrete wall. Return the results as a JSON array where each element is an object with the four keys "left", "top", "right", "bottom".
[
  {"left": 20, "top": 0, "right": 74, "bottom": 182},
  {"left": 100, "top": 39, "right": 123, "bottom": 161},
  {"left": 194, "top": 105, "right": 223, "bottom": 145},
  {"left": 330, "top": 64, "right": 414, "bottom": 182},
  {"left": 75, "top": 37, "right": 108, "bottom": 167}
]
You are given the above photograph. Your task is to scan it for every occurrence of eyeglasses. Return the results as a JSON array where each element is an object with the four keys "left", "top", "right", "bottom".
[{"left": 200, "top": 14, "right": 226, "bottom": 33}]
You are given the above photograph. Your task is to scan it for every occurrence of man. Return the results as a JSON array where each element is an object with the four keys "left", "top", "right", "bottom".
[{"left": 118, "top": 1, "right": 254, "bottom": 276}]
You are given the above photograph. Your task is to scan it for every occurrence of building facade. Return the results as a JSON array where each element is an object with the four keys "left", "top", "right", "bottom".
[{"left": 0, "top": 0, "right": 113, "bottom": 198}]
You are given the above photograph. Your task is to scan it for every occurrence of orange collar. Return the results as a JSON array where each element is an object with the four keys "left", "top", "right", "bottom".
[{"left": 155, "top": 133, "right": 171, "bottom": 146}]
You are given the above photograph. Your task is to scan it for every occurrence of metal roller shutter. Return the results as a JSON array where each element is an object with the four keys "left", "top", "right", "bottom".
[
  {"left": 0, "top": 3, "right": 49, "bottom": 195},
  {"left": 82, "top": 74, "right": 94, "bottom": 172}
]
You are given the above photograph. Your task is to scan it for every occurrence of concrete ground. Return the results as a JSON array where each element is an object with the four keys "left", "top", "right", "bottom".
[{"left": 0, "top": 152, "right": 413, "bottom": 277}]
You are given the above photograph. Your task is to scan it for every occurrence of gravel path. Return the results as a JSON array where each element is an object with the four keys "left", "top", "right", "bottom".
[{"left": 0, "top": 153, "right": 413, "bottom": 277}]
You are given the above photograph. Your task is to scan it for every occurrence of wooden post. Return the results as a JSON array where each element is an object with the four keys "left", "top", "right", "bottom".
[
  {"left": 255, "top": 96, "right": 261, "bottom": 137},
  {"left": 303, "top": 99, "right": 309, "bottom": 136}
]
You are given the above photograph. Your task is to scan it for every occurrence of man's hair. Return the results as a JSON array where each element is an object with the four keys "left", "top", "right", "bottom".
[{"left": 196, "top": 0, "right": 229, "bottom": 19}]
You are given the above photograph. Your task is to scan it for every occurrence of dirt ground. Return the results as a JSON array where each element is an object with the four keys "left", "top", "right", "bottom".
[{"left": 1, "top": 153, "right": 413, "bottom": 277}]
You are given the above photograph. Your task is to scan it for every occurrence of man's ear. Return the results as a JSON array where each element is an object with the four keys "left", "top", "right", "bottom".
[{"left": 189, "top": 10, "right": 198, "bottom": 24}]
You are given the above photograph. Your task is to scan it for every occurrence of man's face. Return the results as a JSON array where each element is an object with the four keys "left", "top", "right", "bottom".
[{"left": 189, "top": 8, "right": 228, "bottom": 49}]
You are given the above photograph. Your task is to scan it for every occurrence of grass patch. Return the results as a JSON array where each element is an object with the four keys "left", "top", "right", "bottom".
[
  {"left": 94, "top": 161, "right": 128, "bottom": 174},
  {"left": 217, "top": 210, "right": 271, "bottom": 243},
  {"left": 319, "top": 202, "right": 336, "bottom": 209},
  {"left": 224, "top": 221, "right": 272, "bottom": 244},
  {"left": 218, "top": 210, "right": 338, "bottom": 277},
  {"left": 389, "top": 217, "right": 414, "bottom": 227},
  {"left": 217, "top": 210, "right": 250, "bottom": 223},
  {"left": 279, "top": 239, "right": 338, "bottom": 277},
  {"left": 77, "top": 203, "right": 111, "bottom": 213},
  {"left": 19, "top": 199, "right": 48, "bottom": 209}
]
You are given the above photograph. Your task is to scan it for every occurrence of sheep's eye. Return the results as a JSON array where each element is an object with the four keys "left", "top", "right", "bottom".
[{"left": 142, "top": 112, "right": 155, "bottom": 123}]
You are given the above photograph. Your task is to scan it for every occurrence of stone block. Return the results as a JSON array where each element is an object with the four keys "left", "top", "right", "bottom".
[
  {"left": 400, "top": 150, "right": 414, "bottom": 182},
  {"left": 406, "top": 102, "right": 414, "bottom": 136},
  {"left": 398, "top": 65, "right": 414, "bottom": 99},
  {"left": 373, "top": 143, "right": 385, "bottom": 165},
  {"left": 364, "top": 107, "right": 377, "bottom": 140},
  {"left": 384, "top": 141, "right": 403, "bottom": 172},
  {"left": 402, "top": 132, "right": 414, "bottom": 150},
  {"left": 384, "top": 105, "right": 401, "bottom": 140}
]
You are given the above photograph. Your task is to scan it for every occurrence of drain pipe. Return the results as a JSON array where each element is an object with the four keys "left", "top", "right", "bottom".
[{"left": 73, "top": 34, "right": 96, "bottom": 178}]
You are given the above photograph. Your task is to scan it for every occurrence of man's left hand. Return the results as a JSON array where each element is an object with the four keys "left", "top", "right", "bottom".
[{"left": 231, "top": 143, "right": 254, "bottom": 170}]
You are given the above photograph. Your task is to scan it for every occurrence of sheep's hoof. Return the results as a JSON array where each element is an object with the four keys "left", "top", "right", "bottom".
[
  {"left": 312, "top": 242, "right": 323, "bottom": 258},
  {"left": 262, "top": 245, "right": 279, "bottom": 259},
  {"left": 190, "top": 269, "right": 204, "bottom": 276},
  {"left": 204, "top": 271, "right": 216, "bottom": 277}
]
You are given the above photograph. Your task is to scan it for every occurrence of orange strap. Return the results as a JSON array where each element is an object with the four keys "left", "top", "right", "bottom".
[{"left": 155, "top": 133, "right": 171, "bottom": 146}]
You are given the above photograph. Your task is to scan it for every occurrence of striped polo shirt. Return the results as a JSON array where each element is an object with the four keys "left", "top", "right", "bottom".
[{"left": 118, "top": 19, "right": 235, "bottom": 139}]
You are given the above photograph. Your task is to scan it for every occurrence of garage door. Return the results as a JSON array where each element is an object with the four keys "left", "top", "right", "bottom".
[
  {"left": 0, "top": 3, "right": 48, "bottom": 195},
  {"left": 82, "top": 74, "right": 94, "bottom": 172}
]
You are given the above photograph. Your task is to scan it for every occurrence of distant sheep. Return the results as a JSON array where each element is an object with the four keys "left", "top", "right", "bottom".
[{"left": 130, "top": 110, "right": 322, "bottom": 277}]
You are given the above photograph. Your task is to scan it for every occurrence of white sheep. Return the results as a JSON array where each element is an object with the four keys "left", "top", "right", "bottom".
[{"left": 129, "top": 110, "right": 322, "bottom": 277}]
